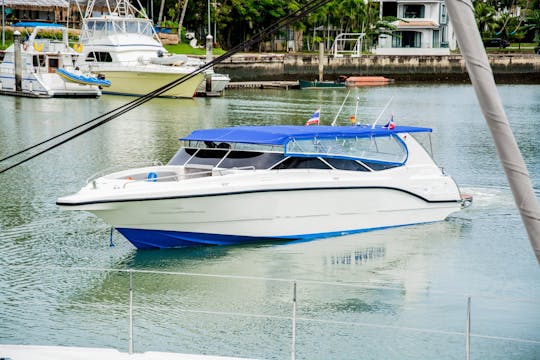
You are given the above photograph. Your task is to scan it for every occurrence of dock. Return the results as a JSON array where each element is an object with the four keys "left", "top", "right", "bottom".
[
  {"left": 226, "top": 81, "right": 299, "bottom": 90},
  {"left": 0, "top": 89, "right": 49, "bottom": 98}
]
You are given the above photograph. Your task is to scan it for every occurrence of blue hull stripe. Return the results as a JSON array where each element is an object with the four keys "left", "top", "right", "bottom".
[{"left": 115, "top": 222, "right": 430, "bottom": 249}]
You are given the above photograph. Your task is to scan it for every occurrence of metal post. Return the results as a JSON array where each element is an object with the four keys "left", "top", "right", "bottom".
[
  {"left": 207, "top": 0, "right": 211, "bottom": 36},
  {"left": 13, "top": 30, "right": 22, "bottom": 92},
  {"left": 466, "top": 297, "right": 471, "bottom": 360},
  {"left": 129, "top": 269, "right": 134, "bottom": 355},
  {"left": 318, "top": 42, "right": 324, "bottom": 82},
  {"left": 291, "top": 281, "right": 297, "bottom": 360},
  {"left": 205, "top": 34, "right": 213, "bottom": 93},
  {"left": 2, "top": 0, "right": 5, "bottom": 47}
]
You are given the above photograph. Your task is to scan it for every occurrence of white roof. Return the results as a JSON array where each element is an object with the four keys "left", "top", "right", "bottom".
[{"left": 3, "top": 0, "right": 68, "bottom": 7}]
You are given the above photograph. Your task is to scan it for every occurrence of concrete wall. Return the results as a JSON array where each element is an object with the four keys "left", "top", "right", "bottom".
[{"left": 215, "top": 54, "right": 540, "bottom": 83}]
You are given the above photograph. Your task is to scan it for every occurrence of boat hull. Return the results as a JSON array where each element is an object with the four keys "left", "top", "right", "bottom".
[
  {"left": 63, "top": 186, "right": 461, "bottom": 249},
  {"left": 299, "top": 79, "right": 346, "bottom": 89},
  {"left": 99, "top": 71, "right": 204, "bottom": 98}
]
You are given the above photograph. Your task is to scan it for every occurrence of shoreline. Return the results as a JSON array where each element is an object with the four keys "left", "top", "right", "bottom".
[{"left": 215, "top": 53, "right": 540, "bottom": 84}]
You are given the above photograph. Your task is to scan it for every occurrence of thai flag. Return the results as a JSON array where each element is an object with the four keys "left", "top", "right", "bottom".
[
  {"left": 305, "top": 108, "right": 320, "bottom": 126},
  {"left": 383, "top": 114, "right": 395, "bottom": 130}
]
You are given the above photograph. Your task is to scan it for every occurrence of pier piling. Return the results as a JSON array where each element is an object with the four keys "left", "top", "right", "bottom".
[{"left": 13, "top": 30, "right": 22, "bottom": 92}]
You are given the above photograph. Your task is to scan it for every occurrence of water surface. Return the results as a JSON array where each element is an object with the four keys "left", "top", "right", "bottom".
[{"left": 0, "top": 84, "right": 539, "bottom": 359}]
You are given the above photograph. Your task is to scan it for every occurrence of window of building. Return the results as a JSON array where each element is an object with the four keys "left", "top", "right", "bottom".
[
  {"left": 433, "top": 29, "right": 440, "bottom": 48},
  {"left": 440, "top": 3, "right": 448, "bottom": 24},
  {"left": 393, "top": 31, "right": 421, "bottom": 48},
  {"left": 382, "top": 2, "right": 397, "bottom": 17},
  {"left": 403, "top": 5, "right": 424, "bottom": 18}
]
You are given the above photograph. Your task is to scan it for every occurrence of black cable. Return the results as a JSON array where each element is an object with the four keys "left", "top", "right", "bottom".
[{"left": 0, "top": 0, "right": 332, "bottom": 174}]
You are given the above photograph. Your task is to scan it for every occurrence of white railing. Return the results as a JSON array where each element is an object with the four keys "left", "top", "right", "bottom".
[
  {"left": 331, "top": 33, "right": 365, "bottom": 57},
  {"left": 1, "top": 266, "right": 539, "bottom": 359}
]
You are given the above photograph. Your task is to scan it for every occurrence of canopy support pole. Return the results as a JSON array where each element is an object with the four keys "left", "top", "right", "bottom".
[{"left": 445, "top": 0, "right": 540, "bottom": 264}]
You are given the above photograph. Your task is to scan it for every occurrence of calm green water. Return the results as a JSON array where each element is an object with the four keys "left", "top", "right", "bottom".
[{"left": 0, "top": 85, "right": 539, "bottom": 359}]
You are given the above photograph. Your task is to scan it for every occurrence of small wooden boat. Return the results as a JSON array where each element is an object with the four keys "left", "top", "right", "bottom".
[{"left": 345, "top": 76, "right": 394, "bottom": 87}]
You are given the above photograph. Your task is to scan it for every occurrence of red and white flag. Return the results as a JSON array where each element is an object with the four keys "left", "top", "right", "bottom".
[
  {"left": 305, "top": 108, "right": 320, "bottom": 126},
  {"left": 383, "top": 114, "right": 395, "bottom": 130}
]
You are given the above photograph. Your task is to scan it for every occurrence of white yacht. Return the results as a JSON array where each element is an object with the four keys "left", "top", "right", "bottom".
[
  {"left": 0, "top": 24, "right": 103, "bottom": 98},
  {"left": 57, "top": 124, "right": 472, "bottom": 249},
  {"left": 74, "top": 0, "right": 228, "bottom": 98}
]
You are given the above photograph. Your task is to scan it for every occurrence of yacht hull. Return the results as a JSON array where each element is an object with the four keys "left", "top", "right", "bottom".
[
  {"left": 60, "top": 186, "right": 461, "bottom": 249},
  {"left": 99, "top": 71, "right": 204, "bottom": 98}
]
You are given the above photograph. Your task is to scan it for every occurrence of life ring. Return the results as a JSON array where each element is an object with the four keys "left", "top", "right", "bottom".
[
  {"left": 33, "top": 42, "right": 44, "bottom": 52},
  {"left": 73, "top": 43, "right": 84, "bottom": 53}
]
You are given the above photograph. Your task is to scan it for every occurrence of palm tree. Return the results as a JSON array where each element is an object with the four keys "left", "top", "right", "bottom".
[{"left": 474, "top": 0, "right": 496, "bottom": 37}]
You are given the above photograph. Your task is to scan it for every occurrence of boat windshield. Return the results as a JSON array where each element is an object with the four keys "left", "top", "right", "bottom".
[
  {"left": 168, "top": 134, "right": 408, "bottom": 171},
  {"left": 84, "top": 19, "right": 155, "bottom": 38},
  {"left": 285, "top": 135, "right": 407, "bottom": 164}
]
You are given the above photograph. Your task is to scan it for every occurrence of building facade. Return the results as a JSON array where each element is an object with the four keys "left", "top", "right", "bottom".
[{"left": 375, "top": 0, "right": 457, "bottom": 55}]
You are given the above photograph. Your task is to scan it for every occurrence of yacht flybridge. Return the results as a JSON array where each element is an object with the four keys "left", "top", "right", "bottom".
[
  {"left": 74, "top": 0, "right": 229, "bottom": 97},
  {"left": 57, "top": 124, "right": 471, "bottom": 249}
]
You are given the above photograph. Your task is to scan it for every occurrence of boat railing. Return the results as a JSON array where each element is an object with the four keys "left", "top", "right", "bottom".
[
  {"left": 121, "top": 166, "right": 257, "bottom": 188},
  {"left": 85, "top": 161, "right": 164, "bottom": 183},
  {"left": 1, "top": 265, "right": 538, "bottom": 359}
]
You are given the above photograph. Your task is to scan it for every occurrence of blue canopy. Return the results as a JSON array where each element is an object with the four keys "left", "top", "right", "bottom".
[
  {"left": 181, "top": 125, "right": 432, "bottom": 146},
  {"left": 13, "top": 22, "right": 63, "bottom": 28}
]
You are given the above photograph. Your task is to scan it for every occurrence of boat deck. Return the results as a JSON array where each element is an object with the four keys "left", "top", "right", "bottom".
[
  {"left": 226, "top": 81, "right": 299, "bottom": 90},
  {"left": 0, "top": 345, "right": 254, "bottom": 360}
]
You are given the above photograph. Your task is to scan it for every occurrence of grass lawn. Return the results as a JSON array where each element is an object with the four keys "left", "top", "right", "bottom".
[{"left": 164, "top": 42, "right": 226, "bottom": 55}]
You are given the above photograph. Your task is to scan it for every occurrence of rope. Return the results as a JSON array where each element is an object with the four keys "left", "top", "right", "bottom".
[{"left": 0, "top": 0, "right": 333, "bottom": 175}]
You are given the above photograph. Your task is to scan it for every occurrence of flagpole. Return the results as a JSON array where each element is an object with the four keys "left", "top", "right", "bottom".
[
  {"left": 331, "top": 89, "right": 351, "bottom": 126},
  {"left": 354, "top": 96, "right": 360, "bottom": 123},
  {"left": 371, "top": 96, "right": 393, "bottom": 129}
]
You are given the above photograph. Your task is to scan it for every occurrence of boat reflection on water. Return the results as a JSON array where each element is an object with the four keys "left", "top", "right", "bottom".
[
  {"left": 324, "top": 247, "right": 386, "bottom": 266},
  {"left": 13, "top": 219, "right": 467, "bottom": 358},
  {"left": 74, "top": 218, "right": 464, "bottom": 306}
]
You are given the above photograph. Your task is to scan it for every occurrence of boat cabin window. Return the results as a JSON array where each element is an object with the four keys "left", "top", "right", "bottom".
[
  {"left": 285, "top": 135, "right": 407, "bottom": 165},
  {"left": 272, "top": 157, "right": 331, "bottom": 170},
  {"left": 168, "top": 148, "right": 284, "bottom": 169},
  {"left": 125, "top": 20, "right": 139, "bottom": 34},
  {"left": 85, "top": 52, "right": 113, "bottom": 62},
  {"left": 48, "top": 58, "right": 59, "bottom": 70},
  {"left": 219, "top": 151, "right": 284, "bottom": 169},
  {"left": 33, "top": 55, "right": 46, "bottom": 68},
  {"left": 324, "top": 158, "right": 370, "bottom": 171},
  {"left": 185, "top": 148, "right": 229, "bottom": 167}
]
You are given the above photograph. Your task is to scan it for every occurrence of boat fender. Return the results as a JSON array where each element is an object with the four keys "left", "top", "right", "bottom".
[
  {"left": 147, "top": 172, "right": 158, "bottom": 182},
  {"left": 33, "top": 42, "right": 44, "bottom": 52},
  {"left": 23, "top": 42, "right": 28, "bottom": 51},
  {"left": 74, "top": 43, "right": 84, "bottom": 53}
]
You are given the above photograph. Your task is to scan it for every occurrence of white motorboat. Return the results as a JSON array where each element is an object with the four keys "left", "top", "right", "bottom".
[
  {"left": 0, "top": 24, "right": 103, "bottom": 98},
  {"left": 150, "top": 54, "right": 230, "bottom": 96},
  {"left": 57, "top": 124, "right": 472, "bottom": 249},
  {"left": 74, "top": 0, "right": 228, "bottom": 98}
]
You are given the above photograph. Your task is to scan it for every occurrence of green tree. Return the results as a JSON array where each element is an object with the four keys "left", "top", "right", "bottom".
[{"left": 474, "top": 0, "right": 496, "bottom": 37}]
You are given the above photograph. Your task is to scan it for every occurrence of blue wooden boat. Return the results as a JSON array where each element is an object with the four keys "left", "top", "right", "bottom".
[{"left": 299, "top": 76, "right": 347, "bottom": 89}]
